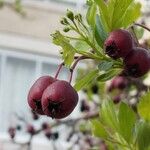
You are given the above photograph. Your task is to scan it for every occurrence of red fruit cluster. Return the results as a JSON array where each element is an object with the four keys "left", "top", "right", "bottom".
[
  {"left": 105, "top": 29, "right": 150, "bottom": 78},
  {"left": 108, "top": 76, "right": 128, "bottom": 92},
  {"left": 107, "top": 76, "right": 128, "bottom": 104},
  {"left": 28, "top": 76, "right": 78, "bottom": 119}
]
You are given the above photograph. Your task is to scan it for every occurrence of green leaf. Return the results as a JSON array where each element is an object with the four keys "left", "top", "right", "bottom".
[
  {"left": 79, "top": 121, "right": 91, "bottom": 132},
  {"left": 108, "top": 0, "right": 141, "bottom": 30},
  {"left": 120, "top": 2, "right": 141, "bottom": 28},
  {"left": 91, "top": 119, "right": 108, "bottom": 138},
  {"left": 94, "top": 0, "right": 110, "bottom": 31},
  {"left": 97, "top": 69, "right": 121, "bottom": 82},
  {"left": 138, "top": 91, "right": 150, "bottom": 121},
  {"left": 95, "top": 15, "right": 108, "bottom": 47},
  {"left": 74, "top": 40, "right": 91, "bottom": 52},
  {"left": 118, "top": 102, "right": 136, "bottom": 143},
  {"left": 95, "top": 0, "right": 141, "bottom": 31},
  {"left": 134, "top": 27, "right": 144, "bottom": 39},
  {"left": 51, "top": 31, "right": 76, "bottom": 67},
  {"left": 108, "top": 0, "right": 132, "bottom": 29},
  {"left": 77, "top": 50, "right": 102, "bottom": 60},
  {"left": 100, "top": 100, "right": 119, "bottom": 131},
  {"left": 136, "top": 121, "right": 150, "bottom": 150},
  {"left": 98, "top": 61, "right": 113, "bottom": 71},
  {"left": 74, "top": 69, "right": 99, "bottom": 91},
  {"left": 86, "top": 3, "right": 97, "bottom": 28}
]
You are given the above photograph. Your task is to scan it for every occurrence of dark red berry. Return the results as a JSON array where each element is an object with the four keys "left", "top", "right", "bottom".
[
  {"left": 104, "top": 29, "right": 134, "bottom": 59},
  {"left": 8, "top": 127, "right": 16, "bottom": 139},
  {"left": 42, "top": 122, "right": 49, "bottom": 130},
  {"left": 45, "top": 129, "right": 52, "bottom": 139},
  {"left": 114, "top": 76, "right": 127, "bottom": 90},
  {"left": 31, "top": 110, "right": 39, "bottom": 120},
  {"left": 41, "top": 80, "right": 78, "bottom": 119},
  {"left": 80, "top": 100, "right": 90, "bottom": 112},
  {"left": 99, "top": 141, "right": 108, "bottom": 150},
  {"left": 28, "top": 76, "right": 56, "bottom": 115},
  {"left": 107, "top": 76, "right": 128, "bottom": 92},
  {"left": 123, "top": 47, "right": 150, "bottom": 78},
  {"left": 27, "top": 124, "right": 35, "bottom": 135},
  {"left": 113, "top": 95, "right": 121, "bottom": 104}
]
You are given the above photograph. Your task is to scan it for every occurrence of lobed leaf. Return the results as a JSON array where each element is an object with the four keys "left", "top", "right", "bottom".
[
  {"left": 51, "top": 31, "right": 76, "bottom": 67},
  {"left": 95, "top": 0, "right": 141, "bottom": 31}
]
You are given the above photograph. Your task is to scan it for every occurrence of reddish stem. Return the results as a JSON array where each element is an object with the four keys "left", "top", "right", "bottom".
[
  {"left": 69, "top": 56, "right": 89, "bottom": 83},
  {"left": 55, "top": 62, "right": 64, "bottom": 79}
]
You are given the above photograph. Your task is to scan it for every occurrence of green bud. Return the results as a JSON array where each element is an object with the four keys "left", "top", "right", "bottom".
[
  {"left": 75, "top": 14, "right": 82, "bottom": 22},
  {"left": 86, "top": 0, "right": 93, "bottom": 6},
  {"left": 60, "top": 18, "right": 69, "bottom": 25},
  {"left": 66, "top": 10, "right": 74, "bottom": 21},
  {"left": 60, "top": 50, "right": 63, "bottom": 55},
  {"left": 60, "top": 20, "right": 64, "bottom": 25},
  {"left": 63, "top": 27, "right": 70, "bottom": 32}
]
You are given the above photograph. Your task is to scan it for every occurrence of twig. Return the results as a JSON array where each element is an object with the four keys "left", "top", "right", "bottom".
[
  {"left": 54, "top": 62, "right": 64, "bottom": 79},
  {"left": 134, "top": 23, "right": 150, "bottom": 32},
  {"left": 34, "top": 111, "right": 99, "bottom": 135},
  {"left": 14, "top": 113, "right": 28, "bottom": 124},
  {"left": 69, "top": 56, "right": 91, "bottom": 83}
]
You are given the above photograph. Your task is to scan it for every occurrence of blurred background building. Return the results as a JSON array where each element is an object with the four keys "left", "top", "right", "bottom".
[
  {"left": 0, "top": 0, "right": 85, "bottom": 149},
  {"left": 0, "top": 0, "right": 149, "bottom": 149}
]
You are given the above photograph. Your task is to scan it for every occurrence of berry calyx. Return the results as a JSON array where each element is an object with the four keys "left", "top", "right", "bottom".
[
  {"left": 104, "top": 29, "right": 134, "bottom": 59},
  {"left": 31, "top": 110, "right": 39, "bottom": 120},
  {"left": 28, "top": 76, "right": 56, "bottom": 115},
  {"left": 41, "top": 80, "right": 78, "bottom": 119},
  {"left": 113, "top": 95, "right": 121, "bottom": 104},
  {"left": 123, "top": 47, "right": 150, "bottom": 78}
]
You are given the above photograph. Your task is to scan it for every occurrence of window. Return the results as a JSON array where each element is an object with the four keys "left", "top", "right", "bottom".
[
  {"left": 0, "top": 49, "right": 68, "bottom": 133},
  {"left": 23, "top": 0, "right": 85, "bottom": 7}
]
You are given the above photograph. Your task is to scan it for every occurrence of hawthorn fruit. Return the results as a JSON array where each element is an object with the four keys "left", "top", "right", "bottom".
[
  {"left": 28, "top": 76, "right": 56, "bottom": 115},
  {"left": 123, "top": 47, "right": 150, "bottom": 78},
  {"left": 104, "top": 29, "right": 134, "bottom": 59},
  {"left": 41, "top": 80, "right": 78, "bottom": 119}
]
